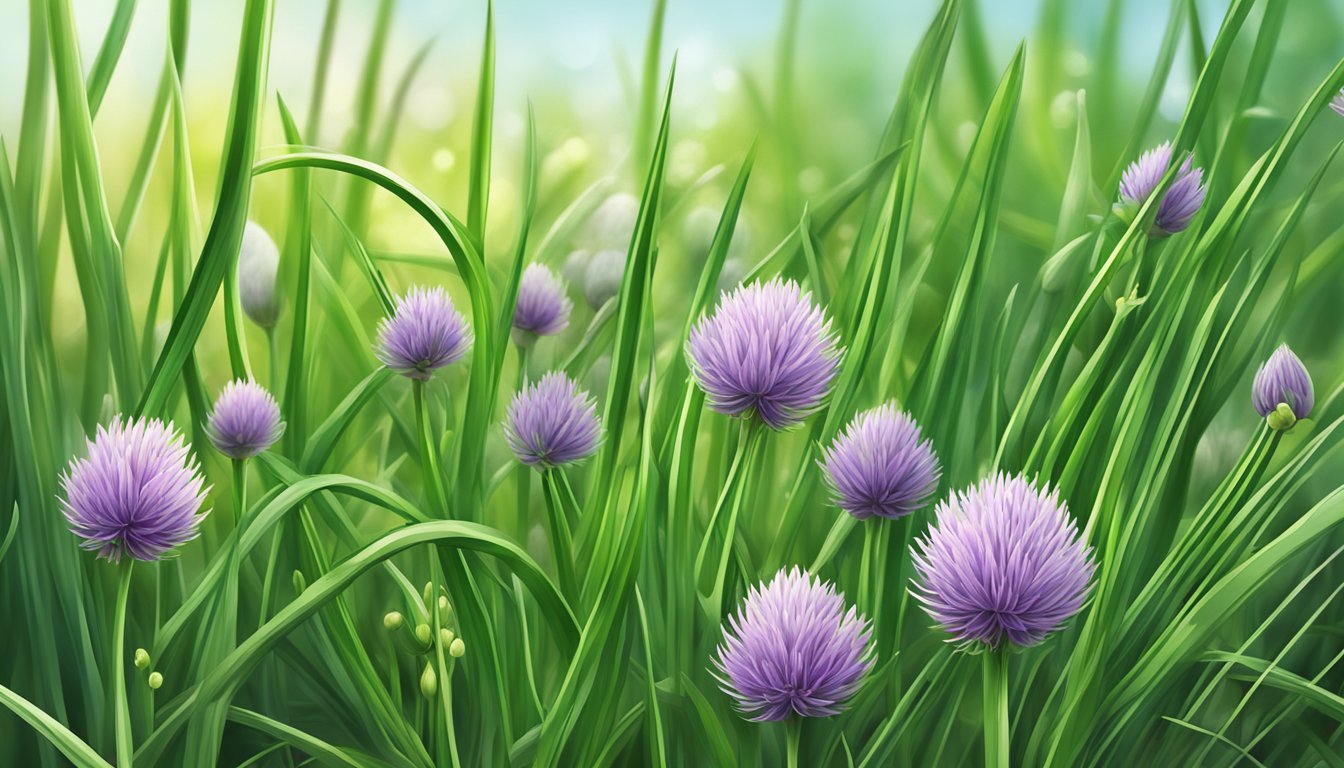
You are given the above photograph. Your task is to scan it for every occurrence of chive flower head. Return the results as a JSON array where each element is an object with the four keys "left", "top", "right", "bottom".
[
  {"left": 1252, "top": 344, "right": 1313, "bottom": 422},
  {"left": 688, "top": 278, "right": 841, "bottom": 430},
  {"left": 61, "top": 417, "right": 209, "bottom": 562},
  {"left": 375, "top": 286, "right": 472, "bottom": 381},
  {"left": 513, "top": 264, "right": 573, "bottom": 340},
  {"left": 911, "top": 474, "right": 1094, "bottom": 649},
  {"left": 821, "top": 404, "right": 941, "bottom": 520},
  {"left": 1118, "top": 142, "right": 1206, "bottom": 236},
  {"left": 206, "top": 379, "right": 285, "bottom": 460},
  {"left": 714, "top": 567, "right": 873, "bottom": 721},
  {"left": 504, "top": 372, "right": 603, "bottom": 468}
]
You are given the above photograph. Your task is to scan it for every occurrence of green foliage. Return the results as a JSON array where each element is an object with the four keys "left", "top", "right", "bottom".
[{"left": 2, "top": 0, "right": 1344, "bottom": 765}]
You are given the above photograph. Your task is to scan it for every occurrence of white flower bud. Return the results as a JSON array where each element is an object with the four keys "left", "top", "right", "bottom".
[
  {"left": 584, "top": 249, "right": 625, "bottom": 309},
  {"left": 587, "top": 193, "right": 639, "bottom": 250},
  {"left": 238, "top": 221, "right": 281, "bottom": 329}
]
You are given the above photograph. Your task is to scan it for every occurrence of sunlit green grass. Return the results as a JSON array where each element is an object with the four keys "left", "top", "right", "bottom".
[{"left": 3, "top": 0, "right": 1344, "bottom": 765}]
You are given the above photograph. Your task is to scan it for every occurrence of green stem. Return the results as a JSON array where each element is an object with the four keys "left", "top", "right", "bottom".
[
  {"left": 232, "top": 459, "right": 247, "bottom": 526},
  {"left": 514, "top": 345, "right": 531, "bottom": 534},
  {"left": 541, "top": 469, "right": 579, "bottom": 599},
  {"left": 785, "top": 717, "right": 801, "bottom": 768},
  {"left": 414, "top": 380, "right": 448, "bottom": 516},
  {"left": 113, "top": 562, "right": 135, "bottom": 768},
  {"left": 983, "top": 649, "right": 1009, "bottom": 768},
  {"left": 430, "top": 566, "right": 461, "bottom": 768},
  {"left": 267, "top": 328, "right": 282, "bottom": 402},
  {"left": 693, "top": 420, "right": 764, "bottom": 619}
]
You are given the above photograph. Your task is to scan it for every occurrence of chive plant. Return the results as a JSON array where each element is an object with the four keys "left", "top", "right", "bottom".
[{"left": 3, "top": 0, "right": 1344, "bottom": 766}]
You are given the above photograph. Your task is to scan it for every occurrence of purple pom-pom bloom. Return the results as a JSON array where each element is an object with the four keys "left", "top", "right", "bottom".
[
  {"left": 911, "top": 474, "right": 1095, "bottom": 649},
  {"left": 375, "top": 286, "right": 472, "bottom": 381},
  {"left": 1330, "top": 88, "right": 1344, "bottom": 118},
  {"left": 1118, "top": 142, "right": 1206, "bottom": 236},
  {"left": 513, "top": 264, "right": 573, "bottom": 340},
  {"left": 713, "top": 568, "right": 873, "bottom": 721},
  {"left": 60, "top": 417, "right": 209, "bottom": 563},
  {"left": 821, "top": 403, "right": 940, "bottom": 520},
  {"left": 688, "top": 278, "right": 841, "bottom": 430},
  {"left": 206, "top": 380, "right": 285, "bottom": 460},
  {"left": 1252, "top": 344, "right": 1314, "bottom": 420},
  {"left": 504, "top": 372, "right": 602, "bottom": 468}
]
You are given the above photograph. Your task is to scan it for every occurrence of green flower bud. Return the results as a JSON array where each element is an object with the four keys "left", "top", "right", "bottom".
[
  {"left": 449, "top": 638, "right": 465, "bottom": 658},
  {"left": 423, "top": 582, "right": 435, "bottom": 607},
  {"left": 420, "top": 662, "right": 438, "bottom": 698},
  {"left": 134, "top": 648, "right": 151, "bottom": 670},
  {"left": 148, "top": 672, "right": 164, "bottom": 690},
  {"left": 415, "top": 623, "right": 432, "bottom": 646},
  {"left": 1267, "top": 402, "right": 1298, "bottom": 432},
  {"left": 439, "top": 628, "right": 455, "bottom": 646},
  {"left": 437, "top": 595, "right": 449, "bottom": 614},
  {"left": 292, "top": 570, "right": 307, "bottom": 594},
  {"left": 383, "top": 611, "right": 404, "bottom": 630}
]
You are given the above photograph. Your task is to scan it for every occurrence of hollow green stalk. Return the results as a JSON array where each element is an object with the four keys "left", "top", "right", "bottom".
[
  {"left": 983, "top": 649, "right": 1009, "bottom": 768},
  {"left": 113, "top": 562, "right": 135, "bottom": 768},
  {"left": 693, "top": 418, "right": 765, "bottom": 620},
  {"left": 514, "top": 344, "right": 531, "bottom": 535},
  {"left": 541, "top": 469, "right": 579, "bottom": 599},
  {"left": 786, "top": 717, "right": 801, "bottom": 768},
  {"left": 413, "top": 380, "right": 448, "bottom": 515}
]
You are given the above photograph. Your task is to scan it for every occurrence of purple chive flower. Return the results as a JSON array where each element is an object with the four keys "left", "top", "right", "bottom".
[
  {"left": 687, "top": 278, "right": 841, "bottom": 430},
  {"left": 504, "top": 372, "right": 602, "bottom": 468},
  {"left": 911, "top": 474, "right": 1095, "bottom": 649},
  {"left": 1330, "top": 88, "right": 1344, "bottom": 118},
  {"left": 1252, "top": 344, "right": 1314, "bottom": 420},
  {"left": 1118, "top": 142, "right": 1206, "bottom": 236},
  {"left": 60, "top": 417, "right": 209, "bottom": 563},
  {"left": 375, "top": 286, "right": 472, "bottom": 381},
  {"left": 206, "top": 380, "right": 285, "bottom": 459},
  {"left": 821, "top": 404, "right": 941, "bottom": 520},
  {"left": 513, "top": 264, "right": 573, "bottom": 339},
  {"left": 713, "top": 567, "right": 873, "bottom": 721}
]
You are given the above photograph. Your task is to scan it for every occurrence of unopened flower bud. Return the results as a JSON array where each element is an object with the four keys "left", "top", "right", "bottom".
[
  {"left": 420, "top": 662, "right": 438, "bottom": 697},
  {"left": 134, "top": 648, "right": 150, "bottom": 670},
  {"left": 587, "top": 193, "right": 639, "bottom": 250},
  {"left": 1252, "top": 344, "right": 1313, "bottom": 423},
  {"left": 583, "top": 250, "right": 625, "bottom": 309},
  {"left": 439, "top": 628, "right": 455, "bottom": 646},
  {"left": 449, "top": 638, "right": 465, "bottom": 658},
  {"left": 148, "top": 672, "right": 163, "bottom": 690},
  {"left": 415, "top": 624, "right": 432, "bottom": 646},
  {"left": 437, "top": 596, "right": 450, "bottom": 614},
  {"left": 383, "top": 611, "right": 404, "bottom": 630},
  {"left": 238, "top": 221, "right": 281, "bottom": 329},
  {"left": 292, "top": 570, "right": 306, "bottom": 594}
]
